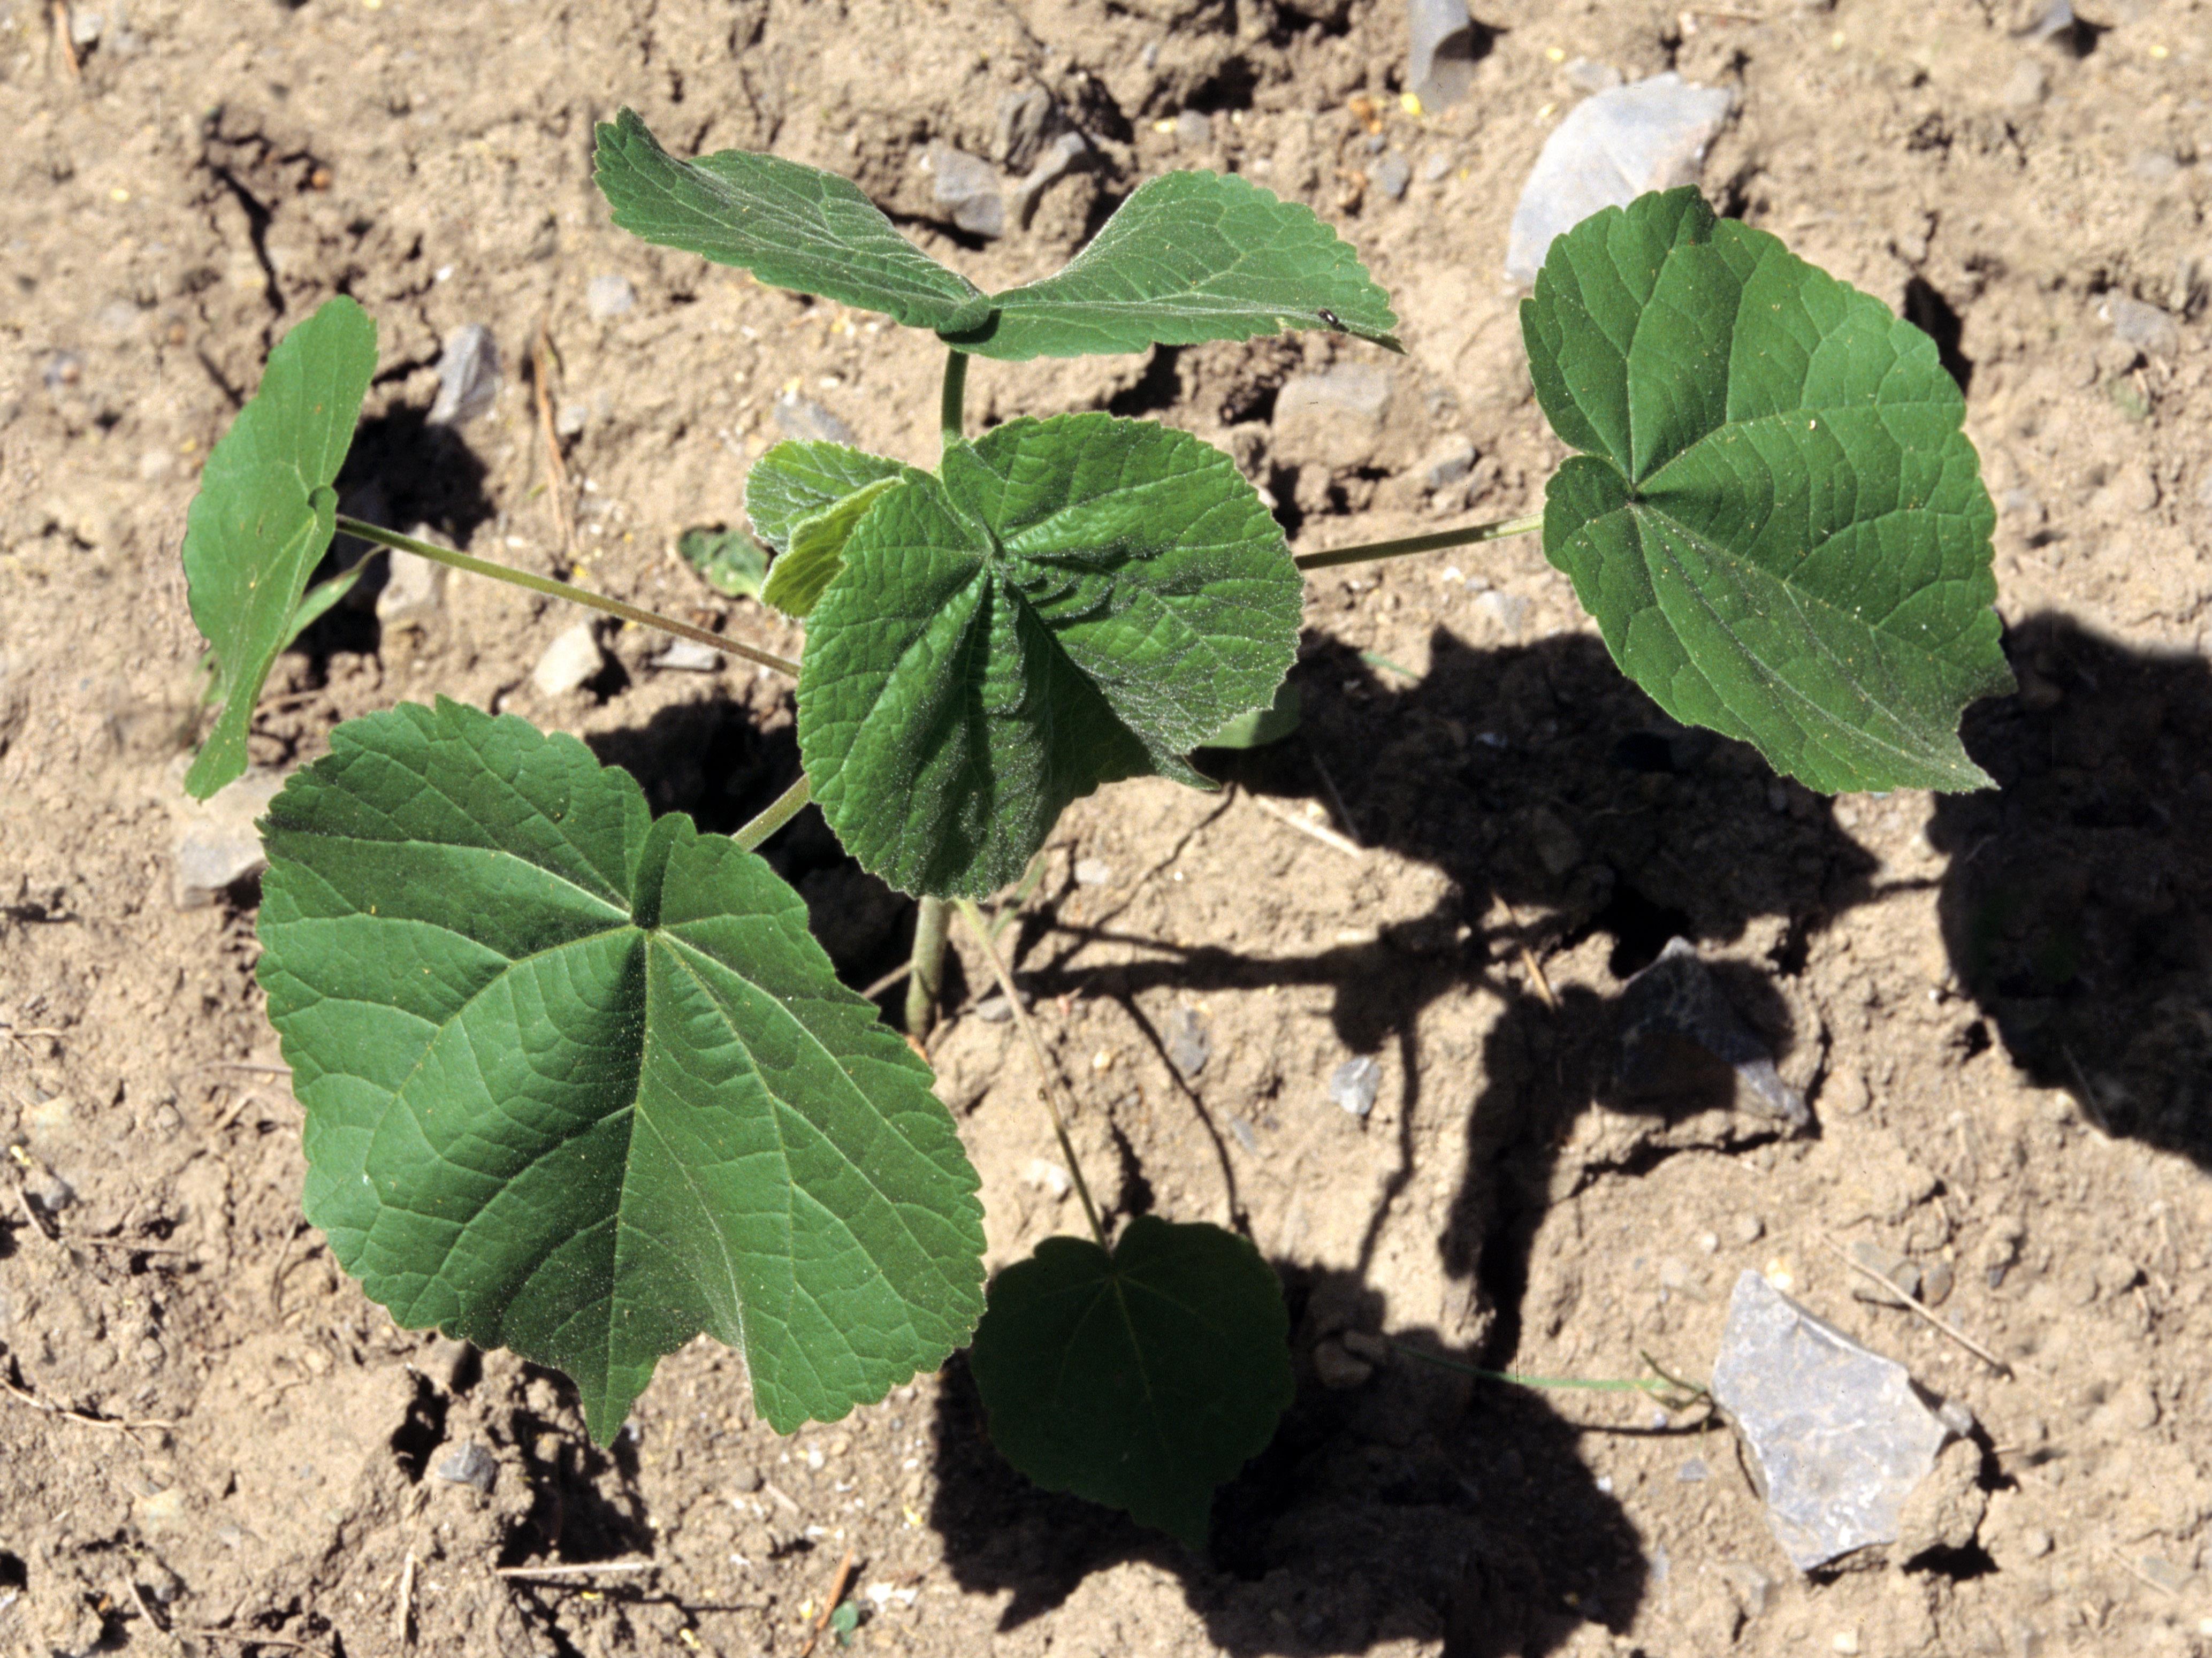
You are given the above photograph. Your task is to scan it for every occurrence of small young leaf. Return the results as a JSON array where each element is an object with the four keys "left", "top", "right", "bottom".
[
  {"left": 968, "top": 1217, "right": 1294, "bottom": 1547},
  {"left": 762, "top": 477, "right": 903, "bottom": 619},
  {"left": 796, "top": 413, "right": 1301, "bottom": 897},
  {"left": 745, "top": 440, "right": 921, "bottom": 552},
  {"left": 676, "top": 525, "right": 771, "bottom": 600},
  {"left": 257, "top": 700, "right": 986, "bottom": 1441},
  {"left": 182, "top": 295, "right": 378, "bottom": 799},
  {"left": 1522, "top": 188, "right": 2012, "bottom": 794},
  {"left": 952, "top": 170, "right": 1402, "bottom": 360},
  {"left": 594, "top": 109, "right": 992, "bottom": 335}
]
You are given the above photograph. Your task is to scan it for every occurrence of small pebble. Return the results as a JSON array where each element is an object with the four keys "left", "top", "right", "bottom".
[
  {"left": 1073, "top": 858, "right": 1112, "bottom": 887},
  {"left": 1731, "top": 1214, "right": 1765, "bottom": 1246},
  {"left": 1420, "top": 150, "right": 1454, "bottom": 183},
  {"left": 586, "top": 273, "right": 635, "bottom": 320},
  {"left": 427, "top": 324, "right": 500, "bottom": 427},
  {"left": 1173, "top": 110, "right": 1210, "bottom": 148},
  {"left": 1164, "top": 1004, "right": 1211, "bottom": 1078},
  {"left": 1020, "top": 1158, "right": 1071, "bottom": 1199},
  {"left": 653, "top": 639, "right": 722, "bottom": 673},
  {"left": 1370, "top": 152, "right": 1411, "bottom": 201},
  {"left": 1330, "top": 1055, "right": 1380, "bottom": 1117},
  {"left": 1227, "top": 1117, "right": 1257, "bottom": 1154},
  {"left": 556, "top": 401, "right": 589, "bottom": 438},
  {"left": 435, "top": 1441, "right": 498, "bottom": 1494},
  {"left": 1919, "top": 1259, "right": 1955, "bottom": 1308},
  {"left": 1677, "top": 1457, "right": 1709, "bottom": 1483},
  {"left": 929, "top": 144, "right": 1005, "bottom": 239},
  {"left": 531, "top": 622, "right": 606, "bottom": 697},
  {"left": 973, "top": 992, "right": 1024, "bottom": 1024},
  {"left": 2019, "top": 1527, "right": 2053, "bottom": 1558},
  {"left": 1312, "top": 1338, "right": 1374, "bottom": 1390},
  {"left": 772, "top": 392, "right": 857, "bottom": 446},
  {"left": 1697, "top": 1231, "right": 1720, "bottom": 1255},
  {"left": 171, "top": 767, "right": 286, "bottom": 909}
]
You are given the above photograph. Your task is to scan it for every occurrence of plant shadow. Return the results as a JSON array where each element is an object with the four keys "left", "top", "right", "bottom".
[
  {"left": 925, "top": 622, "right": 1881, "bottom": 1652},
  {"left": 1926, "top": 611, "right": 2212, "bottom": 1163}
]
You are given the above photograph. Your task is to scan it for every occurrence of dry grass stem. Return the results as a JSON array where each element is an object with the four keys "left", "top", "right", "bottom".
[{"left": 1818, "top": 1234, "right": 2014, "bottom": 1377}]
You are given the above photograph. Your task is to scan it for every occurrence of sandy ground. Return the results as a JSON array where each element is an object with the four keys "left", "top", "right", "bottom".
[{"left": 4, "top": 1, "right": 2212, "bottom": 1654}]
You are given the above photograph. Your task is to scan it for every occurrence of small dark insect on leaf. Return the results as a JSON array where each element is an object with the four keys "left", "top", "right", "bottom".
[{"left": 1317, "top": 308, "right": 1343, "bottom": 330}]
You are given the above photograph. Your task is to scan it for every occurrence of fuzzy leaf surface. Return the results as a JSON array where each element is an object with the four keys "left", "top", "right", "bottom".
[
  {"left": 182, "top": 296, "right": 377, "bottom": 798},
  {"left": 256, "top": 700, "right": 986, "bottom": 1440},
  {"left": 762, "top": 478, "right": 904, "bottom": 618},
  {"left": 952, "top": 170, "right": 1401, "bottom": 360},
  {"left": 1522, "top": 188, "right": 2011, "bottom": 793},
  {"left": 745, "top": 441, "right": 921, "bottom": 552},
  {"left": 594, "top": 110, "right": 991, "bottom": 334},
  {"left": 796, "top": 414, "right": 1301, "bottom": 897},
  {"left": 968, "top": 1217, "right": 1294, "bottom": 1546}
]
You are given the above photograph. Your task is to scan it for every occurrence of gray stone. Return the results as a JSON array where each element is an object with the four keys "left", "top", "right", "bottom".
[
  {"left": 1174, "top": 110, "right": 1211, "bottom": 149},
  {"left": 1407, "top": 0, "right": 1481, "bottom": 111},
  {"left": 974, "top": 990, "right": 1031, "bottom": 1024},
  {"left": 1616, "top": 938, "right": 1808, "bottom": 1127},
  {"left": 435, "top": 1441, "right": 498, "bottom": 1494},
  {"left": 1423, "top": 439, "right": 1477, "bottom": 490},
  {"left": 2102, "top": 294, "right": 2180, "bottom": 360},
  {"left": 994, "top": 86, "right": 1057, "bottom": 171},
  {"left": 1564, "top": 57, "right": 1624, "bottom": 94},
  {"left": 426, "top": 324, "right": 500, "bottom": 427},
  {"left": 530, "top": 622, "right": 605, "bottom": 698},
  {"left": 2002, "top": 57, "right": 2049, "bottom": 109},
  {"left": 1370, "top": 152, "right": 1412, "bottom": 201},
  {"left": 555, "top": 401, "right": 589, "bottom": 438},
  {"left": 375, "top": 535, "right": 446, "bottom": 630},
  {"left": 1421, "top": 150, "right": 1454, "bottom": 184},
  {"left": 71, "top": 8, "right": 103, "bottom": 46},
  {"left": 1313, "top": 1337, "right": 1374, "bottom": 1389},
  {"left": 1472, "top": 588, "right": 1528, "bottom": 637},
  {"left": 1272, "top": 362, "right": 1398, "bottom": 470},
  {"left": 1847, "top": 1240, "right": 1921, "bottom": 1306},
  {"left": 585, "top": 273, "right": 636, "bottom": 321},
  {"left": 1164, "top": 1005, "right": 1211, "bottom": 1078},
  {"left": 773, "top": 392, "right": 857, "bottom": 447},
  {"left": 1330, "top": 1055, "right": 1381, "bottom": 1117},
  {"left": 653, "top": 638, "right": 722, "bottom": 674},
  {"left": 171, "top": 767, "right": 285, "bottom": 909},
  {"left": 930, "top": 144, "right": 1005, "bottom": 239},
  {"left": 2008, "top": 0, "right": 2073, "bottom": 40},
  {"left": 1710, "top": 1271, "right": 1955, "bottom": 1571},
  {"left": 1073, "top": 858, "right": 1112, "bottom": 887},
  {"left": 1505, "top": 74, "right": 1735, "bottom": 284},
  {"left": 1011, "top": 132, "right": 1094, "bottom": 228}
]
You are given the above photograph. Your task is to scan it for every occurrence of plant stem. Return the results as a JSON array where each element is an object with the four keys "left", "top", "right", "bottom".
[
  {"left": 903, "top": 897, "right": 950, "bottom": 1036},
  {"left": 955, "top": 897, "right": 1107, "bottom": 1249},
  {"left": 1292, "top": 510, "right": 1544, "bottom": 573},
  {"left": 332, "top": 515, "right": 800, "bottom": 678},
  {"left": 940, "top": 350, "right": 970, "bottom": 448},
  {"left": 734, "top": 774, "right": 811, "bottom": 853},
  {"left": 905, "top": 346, "right": 974, "bottom": 1038}
]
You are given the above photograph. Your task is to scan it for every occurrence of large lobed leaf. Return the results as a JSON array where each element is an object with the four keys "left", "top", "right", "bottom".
[
  {"left": 182, "top": 296, "right": 378, "bottom": 798},
  {"left": 256, "top": 699, "right": 986, "bottom": 1440},
  {"left": 594, "top": 109, "right": 994, "bottom": 335},
  {"left": 948, "top": 169, "right": 1401, "bottom": 360},
  {"left": 795, "top": 413, "right": 1302, "bottom": 898},
  {"left": 1521, "top": 188, "right": 2012, "bottom": 794},
  {"left": 596, "top": 110, "right": 1397, "bottom": 361},
  {"left": 968, "top": 1217, "right": 1295, "bottom": 1546}
]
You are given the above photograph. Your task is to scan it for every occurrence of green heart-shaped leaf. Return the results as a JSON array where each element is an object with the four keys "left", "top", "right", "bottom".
[
  {"left": 968, "top": 1217, "right": 1294, "bottom": 1546},
  {"left": 1522, "top": 188, "right": 2012, "bottom": 793},
  {"left": 676, "top": 525, "right": 771, "bottom": 600},
  {"left": 256, "top": 699, "right": 986, "bottom": 1440},
  {"left": 594, "top": 109, "right": 993, "bottom": 335},
  {"left": 950, "top": 169, "right": 1402, "bottom": 360},
  {"left": 182, "top": 295, "right": 378, "bottom": 798},
  {"left": 795, "top": 413, "right": 1301, "bottom": 897}
]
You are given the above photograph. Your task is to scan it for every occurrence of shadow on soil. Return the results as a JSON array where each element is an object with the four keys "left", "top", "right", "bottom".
[
  {"left": 1927, "top": 610, "right": 2212, "bottom": 1166},
  {"left": 926, "top": 623, "right": 1883, "bottom": 1654}
]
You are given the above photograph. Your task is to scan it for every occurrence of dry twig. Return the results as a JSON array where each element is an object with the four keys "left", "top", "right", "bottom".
[
  {"left": 393, "top": 1550, "right": 416, "bottom": 1646},
  {"left": 1242, "top": 788, "right": 1364, "bottom": 861},
  {"left": 0, "top": 1376, "right": 174, "bottom": 1442},
  {"left": 494, "top": 1559, "right": 658, "bottom": 1580},
  {"left": 51, "top": 1, "right": 80, "bottom": 79},
  {"left": 531, "top": 321, "right": 577, "bottom": 567},
  {"left": 1818, "top": 1234, "right": 2014, "bottom": 1377},
  {"left": 796, "top": 1549, "right": 858, "bottom": 1658}
]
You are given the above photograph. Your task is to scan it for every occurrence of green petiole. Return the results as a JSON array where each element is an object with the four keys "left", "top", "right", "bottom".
[
  {"left": 331, "top": 515, "right": 800, "bottom": 678},
  {"left": 1292, "top": 511, "right": 1544, "bottom": 573}
]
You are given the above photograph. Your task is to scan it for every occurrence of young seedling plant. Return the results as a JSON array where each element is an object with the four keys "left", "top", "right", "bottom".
[{"left": 176, "top": 108, "right": 2010, "bottom": 1549}]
